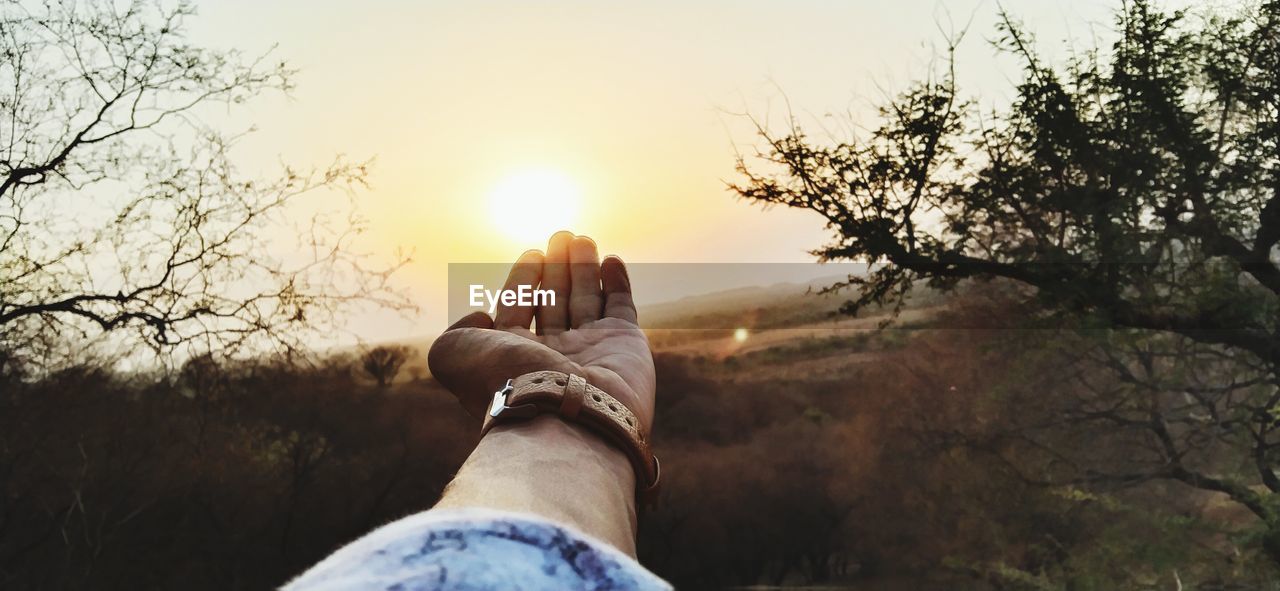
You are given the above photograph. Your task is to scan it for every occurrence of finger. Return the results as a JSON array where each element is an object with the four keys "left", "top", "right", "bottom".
[
  {"left": 568, "top": 236, "right": 603, "bottom": 328},
  {"left": 447, "top": 311, "right": 494, "bottom": 331},
  {"left": 601, "top": 255, "right": 638, "bottom": 324},
  {"left": 494, "top": 249, "right": 545, "bottom": 329},
  {"left": 536, "top": 230, "right": 573, "bottom": 335}
]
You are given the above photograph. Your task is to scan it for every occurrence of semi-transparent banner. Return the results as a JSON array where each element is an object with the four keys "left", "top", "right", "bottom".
[{"left": 446, "top": 262, "right": 1266, "bottom": 332}]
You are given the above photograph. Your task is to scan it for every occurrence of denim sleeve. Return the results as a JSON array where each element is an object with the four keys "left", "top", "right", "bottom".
[{"left": 282, "top": 508, "right": 671, "bottom": 591}]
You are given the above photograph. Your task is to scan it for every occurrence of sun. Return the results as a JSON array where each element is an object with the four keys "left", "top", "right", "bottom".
[{"left": 488, "top": 169, "right": 582, "bottom": 245}]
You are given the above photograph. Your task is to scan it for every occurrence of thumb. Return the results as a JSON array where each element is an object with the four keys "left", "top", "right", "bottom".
[{"left": 446, "top": 311, "right": 494, "bottom": 331}]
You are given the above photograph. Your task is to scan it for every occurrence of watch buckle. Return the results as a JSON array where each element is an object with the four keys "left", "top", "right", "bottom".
[{"left": 488, "top": 379, "right": 538, "bottom": 419}]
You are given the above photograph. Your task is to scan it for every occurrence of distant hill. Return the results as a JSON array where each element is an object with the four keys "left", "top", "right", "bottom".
[{"left": 638, "top": 274, "right": 855, "bottom": 330}]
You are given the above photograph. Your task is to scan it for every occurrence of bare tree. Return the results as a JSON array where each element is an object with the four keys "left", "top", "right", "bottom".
[
  {"left": 0, "top": 1, "right": 408, "bottom": 365},
  {"left": 360, "top": 345, "right": 409, "bottom": 388}
]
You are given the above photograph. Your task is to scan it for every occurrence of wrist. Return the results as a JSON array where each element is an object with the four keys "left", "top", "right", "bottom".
[
  {"left": 481, "top": 371, "right": 661, "bottom": 505},
  {"left": 487, "top": 414, "right": 636, "bottom": 487},
  {"left": 436, "top": 414, "right": 638, "bottom": 554}
]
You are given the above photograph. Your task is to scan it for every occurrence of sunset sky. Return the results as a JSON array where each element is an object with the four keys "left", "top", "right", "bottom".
[{"left": 185, "top": 0, "right": 1144, "bottom": 340}]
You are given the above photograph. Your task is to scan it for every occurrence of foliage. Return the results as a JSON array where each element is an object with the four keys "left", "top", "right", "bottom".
[
  {"left": 736, "top": 0, "right": 1280, "bottom": 568},
  {"left": 5, "top": 301, "right": 1277, "bottom": 589},
  {"left": 0, "top": 352, "right": 475, "bottom": 590}
]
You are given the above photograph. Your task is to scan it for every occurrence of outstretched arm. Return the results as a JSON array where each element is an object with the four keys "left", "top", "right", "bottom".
[
  {"left": 427, "top": 231, "right": 656, "bottom": 556},
  {"left": 285, "top": 233, "right": 664, "bottom": 590}
]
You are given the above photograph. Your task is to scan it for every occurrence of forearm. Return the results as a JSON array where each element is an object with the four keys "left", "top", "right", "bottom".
[{"left": 434, "top": 414, "right": 639, "bottom": 555}]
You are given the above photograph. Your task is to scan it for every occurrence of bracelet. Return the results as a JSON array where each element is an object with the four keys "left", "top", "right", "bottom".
[{"left": 482, "top": 370, "right": 661, "bottom": 507}]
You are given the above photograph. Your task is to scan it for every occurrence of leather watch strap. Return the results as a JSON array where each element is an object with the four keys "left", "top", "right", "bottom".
[{"left": 482, "top": 370, "right": 661, "bottom": 506}]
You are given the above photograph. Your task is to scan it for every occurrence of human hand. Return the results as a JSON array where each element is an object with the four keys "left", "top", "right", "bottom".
[{"left": 428, "top": 231, "right": 656, "bottom": 435}]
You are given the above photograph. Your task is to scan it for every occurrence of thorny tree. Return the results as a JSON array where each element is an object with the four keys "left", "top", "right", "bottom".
[
  {"left": 0, "top": 1, "right": 408, "bottom": 365},
  {"left": 736, "top": 0, "right": 1280, "bottom": 565}
]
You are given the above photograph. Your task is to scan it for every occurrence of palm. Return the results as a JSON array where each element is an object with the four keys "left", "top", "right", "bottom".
[{"left": 428, "top": 233, "right": 655, "bottom": 433}]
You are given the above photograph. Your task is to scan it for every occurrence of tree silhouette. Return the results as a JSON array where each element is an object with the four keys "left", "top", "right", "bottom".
[
  {"left": 0, "top": 1, "right": 408, "bottom": 364},
  {"left": 360, "top": 345, "right": 410, "bottom": 388},
  {"left": 736, "top": 0, "right": 1280, "bottom": 563}
]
